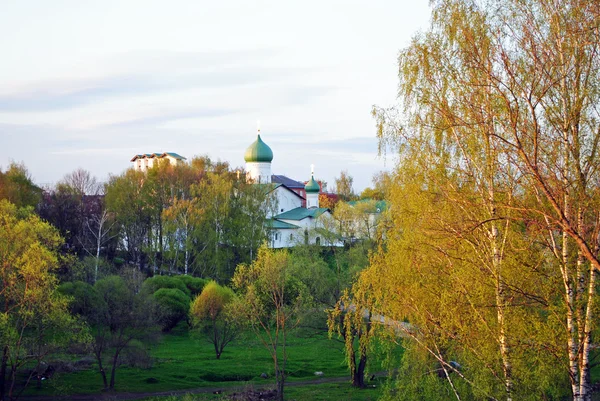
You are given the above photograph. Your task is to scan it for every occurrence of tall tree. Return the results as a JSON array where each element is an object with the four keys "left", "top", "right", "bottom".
[
  {"left": 162, "top": 197, "right": 204, "bottom": 275},
  {"left": 192, "top": 172, "right": 232, "bottom": 279},
  {"left": 227, "top": 180, "right": 276, "bottom": 266},
  {"left": 60, "top": 168, "right": 102, "bottom": 196},
  {"left": 88, "top": 275, "right": 158, "bottom": 390},
  {"left": 104, "top": 169, "right": 152, "bottom": 269},
  {"left": 232, "top": 246, "right": 310, "bottom": 401},
  {"left": 334, "top": 170, "right": 355, "bottom": 201},
  {"left": 0, "top": 163, "right": 41, "bottom": 209},
  {"left": 37, "top": 183, "right": 83, "bottom": 255},
  {"left": 370, "top": 0, "right": 600, "bottom": 399},
  {"left": 0, "top": 200, "right": 84, "bottom": 400}
]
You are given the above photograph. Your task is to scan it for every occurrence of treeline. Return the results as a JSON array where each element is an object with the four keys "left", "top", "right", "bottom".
[{"left": 2, "top": 156, "right": 275, "bottom": 282}]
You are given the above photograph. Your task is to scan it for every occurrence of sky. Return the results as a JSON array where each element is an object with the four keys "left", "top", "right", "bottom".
[{"left": 0, "top": 1, "right": 431, "bottom": 192}]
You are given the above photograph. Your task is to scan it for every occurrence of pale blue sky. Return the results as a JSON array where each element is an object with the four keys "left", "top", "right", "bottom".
[{"left": 0, "top": 0, "right": 430, "bottom": 191}]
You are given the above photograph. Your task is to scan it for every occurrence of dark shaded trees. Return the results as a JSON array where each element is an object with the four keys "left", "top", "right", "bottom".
[{"left": 88, "top": 275, "right": 158, "bottom": 390}]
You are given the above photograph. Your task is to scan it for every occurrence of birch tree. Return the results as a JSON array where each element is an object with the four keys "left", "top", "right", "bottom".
[
  {"left": 105, "top": 169, "right": 152, "bottom": 269},
  {"left": 162, "top": 198, "right": 204, "bottom": 275},
  {"left": 369, "top": 0, "right": 600, "bottom": 399}
]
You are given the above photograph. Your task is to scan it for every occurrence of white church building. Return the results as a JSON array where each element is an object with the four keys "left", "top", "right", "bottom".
[
  {"left": 132, "top": 132, "right": 340, "bottom": 249},
  {"left": 243, "top": 132, "right": 338, "bottom": 249}
]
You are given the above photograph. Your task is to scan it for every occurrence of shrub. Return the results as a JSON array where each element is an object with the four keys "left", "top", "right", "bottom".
[
  {"left": 142, "top": 276, "right": 191, "bottom": 297},
  {"left": 177, "top": 275, "right": 209, "bottom": 297},
  {"left": 153, "top": 288, "right": 191, "bottom": 332},
  {"left": 57, "top": 281, "right": 100, "bottom": 317}
]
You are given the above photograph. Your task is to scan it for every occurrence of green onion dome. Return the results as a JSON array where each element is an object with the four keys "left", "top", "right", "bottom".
[
  {"left": 305, "top": 175, "right": 320, "bottom": 193},
  {"left": 244, "top": 135, "right": 273, "bottom": 163}
]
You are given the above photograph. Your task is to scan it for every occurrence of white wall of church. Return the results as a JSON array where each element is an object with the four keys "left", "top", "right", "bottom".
[
  {"left": 272, "top": 187, "right": 302, "bottom": 216},
  {"left": 271, "top": 213, "right": 339, "bottom": 248},
  {"left": 271, "top": 229, "right": 298, "bottom": 248},
  {"left": 246, "top": 162, "right": 271, "bottom": 184}
]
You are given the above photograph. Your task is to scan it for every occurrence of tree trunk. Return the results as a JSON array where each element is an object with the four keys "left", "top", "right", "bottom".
[
  {"left": 578, "top": 267, "right": 596, "bottom": 401},
  {"left": 353, "top": 352, "right": 367, "bottom": 388},
  {"left": 94, "top": 234, "right": 101, "bottom": 283},
  {"left": 0, "top": 346, "right": 8, "bottom": 401},
  {"left": 184, "top": 247, "right": 189, "bottom": 276},
  {"left": 213, "top": 324, "right": 221, "bottom": 359},
  {"left": 94, "top": 349, "right": 108, "bottom": 390},
  {"left": 276, "top": 367, "right": 285, "bottom": 401},
  {"left": 109, "top": 349, "right": 121, "bottom": 390},
  {"left": 8, "top": 361, "right": 18, "bottom": 400}
]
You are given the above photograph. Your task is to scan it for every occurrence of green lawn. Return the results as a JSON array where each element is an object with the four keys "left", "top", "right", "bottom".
[
  {"left": 138, "top": 380, "right": 385, "bottom": 401},
  {"left": 24, "top": 325, "right": 394, "bottom": 399}
]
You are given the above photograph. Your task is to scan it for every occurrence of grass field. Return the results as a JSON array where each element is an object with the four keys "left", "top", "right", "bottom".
[
  {"left": 24, "top": 324, "right": 395, "bottom": 400},
  {"left": 137, "top": 380, "right": 386, "bottom": 401}
]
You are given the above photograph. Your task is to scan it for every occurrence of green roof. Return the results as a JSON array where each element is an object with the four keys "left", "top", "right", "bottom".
[
  {"left": 244, "top": 135, "right": 273, "bottom": 162},
  {"left": 304, "top": 175, "right": 320, "bottom": 193},
  {"left": 274, "top": 207, "right": 329, "bottom": 221},
  {"left": 268, "top": 219, "right": 300, "bottom": 229}
]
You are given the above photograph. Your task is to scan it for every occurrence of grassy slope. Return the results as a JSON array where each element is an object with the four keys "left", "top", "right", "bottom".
[{"left": 26, "top": 325, "right": 392, "bottom": 398}]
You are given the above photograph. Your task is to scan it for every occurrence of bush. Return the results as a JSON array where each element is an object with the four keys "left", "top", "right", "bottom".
[
  {"left": 177, "top": 275, "right": 208, "bottom": 297},
  {"left": 57, "top": 281, "right": 100, "bottom": 317},
  {"left": 142, "top": 276, "right": 191, "bottom": 297},
  {"left": 153, "top": 288, "right": 191, "bottom": 332}
]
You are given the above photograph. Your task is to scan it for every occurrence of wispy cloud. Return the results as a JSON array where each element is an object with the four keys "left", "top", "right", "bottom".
[
  {"left": 270, "top": 135, "right": 379, "bottom": 154},
  {"left": 0, "top": 48, "right": 317, "bottom": 113},
  {"left": 101, "top": 108, "right": 242, "bottom": 129},
  {"left": 0, "top": 69, "right": 294, "bottom": 113}
]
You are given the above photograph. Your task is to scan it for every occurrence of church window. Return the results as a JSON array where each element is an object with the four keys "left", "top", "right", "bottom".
[
  {"left": 289, "top": 233, "right": 293, "bottom": 241},
  {"left": 316, "top": 237, "right": 320, "bottom": 245}
]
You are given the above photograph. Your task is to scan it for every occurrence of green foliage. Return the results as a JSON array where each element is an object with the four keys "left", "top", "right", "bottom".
[
  {"left": 177, "top": 275, "right": 209, "bottom": 297},
  {"left": 0, "top": 162, "right": 42, "bottom": 208},
  {"left": 190, "top": 281, "right": 238, "bottom": 359},
  {"left": 154, "top": 288, "right": 191, "bottom": 332},
  {"left": 289, "top": 247, "right": 337, "bottom": 308},
  {"left": 334, "top": 170, "right": 356, "bottom": 201},
  {"left": 90, "top": 275, "right": 160, "bottom": 390},
  {"left": 58, "top": 280, "right": 101, "bottom": 317},
  {"left": 190, "top": 281, "right": 234, "bottom": 322},
  {"left": 366, "top": 0, "right": 600, "bottom": 398},
  {"left": 0, "top": 200, "right": 85, "bottom": 399},
  {"left": 142, "top": 276, "right": 191, "bottom": 297},
  {"left": 233, "top": 246, "right": 312, "bottom": 400},
  {"left": 104, "top": 169, "right": 152, "bottom": 269}
]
